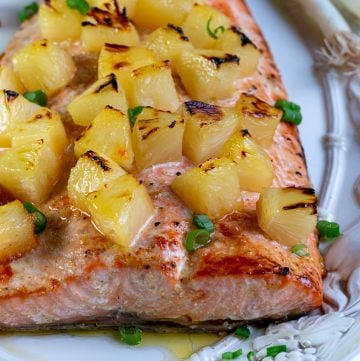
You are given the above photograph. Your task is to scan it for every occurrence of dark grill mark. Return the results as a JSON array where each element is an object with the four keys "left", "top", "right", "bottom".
[
  {"left": 185, "top": 101, "right": 222, "bottom": 118},
  {"left": 279, "top": 267, "right": 290, "bottom": 276},
  {"left": 104, "top": 43, "right": 129, "bottom": 52},
  {"left": 241, "top": 129, "right": 250, "bottom": 137},
  {"left": 4, "top": 90, "right": 19, "bottom": 102},
  {"left": 142, "top": 127, "right": 159, "bottom": 140},
  {"left": 94, "top": 73, "right": 118, "bottom": 93},
  {"left": 114, "top": 61, "right": 130, "bottom": 69},
  {"left": 84, "top": 150, "right": 111, "bottom": 171},
  {"left": 167, "top": 24, "right": 189, "bottom": 41},
  {"left": 203, "top": 53, "right": 240, "bottom": 68},
  {"left": 154, "top": 222, "right": 161, "bottom": 227},
  {"left": 168, "top": 120, "right": 176, "bottom": 128},
  {"left": 230, "top": 26, "right": 255, "bottom": 47}
]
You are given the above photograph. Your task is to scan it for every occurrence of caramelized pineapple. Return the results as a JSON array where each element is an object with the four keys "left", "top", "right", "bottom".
[
  {"left": 0, "top": 200, "right": 37, "bottom": 263},
  {"left": 175, "top": 49, "right": 240, "bottom": 101},
  {"left": 132, "top": 107, "right": 184, "bottom": 170},
  {"left": 236, "top": 94, "right": 282, "bottom": 147},
  {"left": 182, "top": 101, "right": 239, "bottom": 165},
  {"left": 67, "top": 74, "right": 127, "bottom": 126},
  {"left": 12, "top": 39, "right": 75, "bottom": 96},
  {"left": 257, "top": 187, "right": 317, "bottom": 247},
  {"left": 74, "top": 106, "right": 134, "bottom": 170},
  {"left": 222, "top": 130, "right": 274, "bottom": 192},
  {"left": 88, "top": 0, "right": 138, "bottom": 18},
  {"left": 0, "top": 65, "right": 26, "bottom": 93},
  {"left": 133, "top": 0, "right": 193, "bottom": 28},
  {"left": 181, "top": 4, "right": 231, "bottom": 49},
  {"left": 171, "top": 157, "right": 243, "bottom": 218}
]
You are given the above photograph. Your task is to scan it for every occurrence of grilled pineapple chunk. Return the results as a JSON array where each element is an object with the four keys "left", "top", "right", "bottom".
[
  {"left": 236, "top": 94, "right": 282, "bottom": 147},
  {"left": 172, "top": 157, "right": 243, "bottom": 218},
  {"left": 132, "top": 107, "right": 184, "bottom": 170},
  {"left": 0, "top": 65, "right": 25, "bottom": 93},
  {"left": 127, "top": 61, "right": 180, "bottom": 112},
  {"left": 133, "top": 0, "right": 193, "bottom": 28},
  {"left": 39, "top": 0, "right": 83, "bottom": 41},
  {"left": 181, "top": 4, "right": 231, "bottom": 49},
  {"left": 0, "top": 140, "right": 60, "bottom": 203},
  {"left": 88, "top": 0, "right": 138, "bottom": 18},
  {"left": 175, "top": 49, "right": 240, "bottom": 101},
  {"left": 82, "top": 6, "right": 139, "bottom": 52},
  {"left": 0, "top": 200, "right": 37, "bottom": 263},
  {"left": 74, "top": 106, "right": 134, "bottom": 170},
  {"left": 182, "top": 101, "right": 239, "bottom": 165},
  {"left": 222, "top": 130, "right": 274, "bottom": 192},
  {"left": 67, "top": 74, "right": 127, "bottom": 126},
  {"left": 257, "top": 187, "right": 317, "bottom": 247},
  {"left": 12, "top": 39, "right": 75, "bottom": 96}
]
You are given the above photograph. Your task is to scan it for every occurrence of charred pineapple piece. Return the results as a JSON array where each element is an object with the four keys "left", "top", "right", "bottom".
[
  {"left": 221, "top": 130, "right": 275, "bottom": 192},
  {"left": 12, "top": 39, "right": 75, "bottom": 96},
  {"left": 88, "top": 0, "right": 138, "bottom": 17},
  {"left": 0, "top": 65, "right": 26, "bottom": 93},
  {"left": 257, "top": 187, "right": 317, "bottom": 247},
  {"left": 132, "top": 107, "right": 184, "bottom": 170}
]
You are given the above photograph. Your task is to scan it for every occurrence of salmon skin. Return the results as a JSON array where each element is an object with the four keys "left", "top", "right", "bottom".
[{"left": 0, "top": 0, "right": 323, "bottom": 331}]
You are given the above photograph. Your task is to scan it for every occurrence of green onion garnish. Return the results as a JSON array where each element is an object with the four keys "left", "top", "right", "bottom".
[
  {"left": 18, "top": 2, "right": 39, "bottom": 23},
  {"left": 266, "top": 345, "right": 287, "bottom": 357},
  {"left": 247, "top": 351, "right": 255, "bottom": 361},
  {"left": 185, "top": 229, "right": 211, "bottom": 252},
  {"left": 206, "top": 17, "right": 225, "bottom": 39},
  {"left": 66, "top": 0, "right": 90, "bottom": 15},
  {"left": 291, "top": 243, "right": 309, "bottom": 257},
  {"left": 23, "top": 201, "right": 47, "bottom": 235},
  {"left": 275, "top": 99, "right": 302, "bottom": 125},
  {"left": 119, "top": 326, "right": 142, "bottom": 346},
  {"left": 222, "top": 349, "right": 242, "bottom": 360},
  {"left": 23, "top": 90, "right": 48, "bottom": 107},
  {"left": 317, "top": 220, "right": 340, "bottom": 240},
  {"left": 193, "top": 214, "right": 214, "bottom": 233},
  {"left": 128, "top": 106, "right": 145, "bottom": 126},
  {"left": 235, "top": 326, "right": 250, "bottom": 339}
]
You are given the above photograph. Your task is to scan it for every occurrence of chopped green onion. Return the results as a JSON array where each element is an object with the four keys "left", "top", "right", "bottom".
[
  {"left": 222, "top": 349, "right": 242, "bottom": 360},
  {"left": 266, "top": 345, "right": 287, "bottom": 357},
  {"left": 66, "top": 0, "right": 90, "bottom": 15},
  {"left": 185, "top": 229, "right": 211, "bottom": 252},
  {"left": 23, "top": 202, "right": 47, "bottom": 235},
  {"left": 128, "top": 106, "right": 144, "bottom": 126},
  {"left": 23, "top": 90, "right": 48, "bottom": 107},
  {"left": 235, "top": 326, "right": 250, "bottom": 339},
  {"left": 317, "top": 220, "right": 340, "bottom": 239},
  {"left": 291, "top": 243, "right": 310, "bottom": 257},
  {"left": 247, "top": 351, "right": 255, "bottom": 361},
  {"left": 275, "top": 99, "right": 302, "bottom": 125},
  {"left": 119, "top": 326, "right": 142, "bottom": 346},
  {"left": 18, "top": 2, "right": 39, "bottom": 23},
  {"left": 193, "top": 214, "right": 214, "bottom": 233},
  {"left": 206, "top": 17, "right": 225, "bottom": 39}
]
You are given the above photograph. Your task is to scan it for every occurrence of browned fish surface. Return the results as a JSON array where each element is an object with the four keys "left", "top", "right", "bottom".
[{"left": 0, "top": 0, "right": 323, "bottom": 330}]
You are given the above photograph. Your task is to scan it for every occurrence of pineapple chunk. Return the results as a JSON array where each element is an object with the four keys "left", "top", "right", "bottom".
[
  {"left": 0, "top": 200, "right": 37, "bottom": 263},
  {"left": 171, "top": 157, "right": 243, "bottom": 219},
  {"left": 221, "top": 130, "right": 275, "bottom": 192},
  {"left": 214, "top": 27, "right": 261, "bottom": 77},
  {"left": 132, "top": 107, "right": 184, "bottom": 170},
  {"left": 236, "top": 94, "right": 282, "bottom": 148},
  {"left": 182, "top": 101, "right": 239, "bottom": 165},
  {"left": 12, "top": 39, "right": 75, "bottom": 96},
  {"left": 0, "top": 140, "right": 61, "bottom": 203},
  {"left": 74, "top": 106, "right": 134, "bottom": 170},
  {"left": 143, "top": 25, "right": 193, "bottom": 64},
  {"left": 181, "top": 4, "right": 231, "bottom": 49},
  {"left": 257, "top": 187, "right": 317, "bottom": 247},
  {"left": 81, "top": 6, "right": 139, "bottom": 52},
  {"left": 39, "top": 0, "right": 83, "bottom": 41},
  {"left": 175, "top": 49, "right": 240, "bottom": 101},
  {"left": 0, "top": 65, "right": 26, "bottom": 93},
  {"left": 133, "top": 0, "right": 193, "bottom": 28},
  {"left": 67, "top": 74, "right": 128, "bottom": 126},
  {"left": 127, "top": 61, "right": 180, "bottom": 112}
]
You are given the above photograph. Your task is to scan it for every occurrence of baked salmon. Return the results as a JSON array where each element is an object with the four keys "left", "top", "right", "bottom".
[{"left": 0, "top": 0, "right": 323, "bottom": 331}]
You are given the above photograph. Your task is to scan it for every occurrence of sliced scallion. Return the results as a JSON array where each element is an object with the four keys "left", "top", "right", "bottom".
[
  {"left": 128, "top": 106, "right": 144, "bottom": 126},
  {"left": 291, "top": 243, "right": 309, "bottom": 257},
  {"left": 185, "top": 229, "right": 211, "bottom": 252},
  {"left": 222, "top": 349, "right": 242, "bottom": 360},
  {"left": 275, "top": 99, "right": 302, "bottom": 125},
  {"left": 18, "top": 2, "right": 39, "bottom": 23},
  {"left": 193, "top": 214, "right": 214, "bottom": 233},
  {"left": 235, "top": 326, "right": 250, "bottom": 339},
  {"left": 317, "top": 220, "right": 340, "bottom": 240},
  {"left": 119, "top": 326, "right": 142, "bottom": 346},
  {"left": 266, "top": 345, "right": 287, "bottom": 357},
  {"left": 66, "top": 0, "right": 90, "bottom": 15},
  {"left": 206, "top": 17, "right": 225, "bottom": 39},
  {"left": 23, "top": 90, "right": 48, "bottom": 107},
  {"left": 22, "top": 201, "right": 47, "bottom": 235}
]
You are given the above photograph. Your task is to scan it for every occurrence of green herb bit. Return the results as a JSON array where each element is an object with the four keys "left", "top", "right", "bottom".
[
  {"left": 222, "top": 349, "right": 242, "bottom": 360},
  {"left": 128, "top": 106, "right": 145, "bottom": 126},
  {"left": 185, "top": 229, "right": 211, "bottom": 252},
  {"left": 22, "top": 201, "right": 47, "bottom": 235},
  {"left": 18, "top": 2, "right": 39, "bottom": 23},
  {"left": 119, "top": 326, "right": 142, "bottom": 346},
  {"left": 317, "top": 220, "right": 340, "bottom": 240},
  {"left": 275, "top": 99, "right": 302, "bottom": 125},
  {"left": 291, "top": 243, "right": 310, "bottom": 257},
  {"left": 266, "top": 345, "right": 287, "bottom": 357},
  {"left": 235, "top": 326, "right": 250, "bottom": 339},
  {"left": 66, "top": 0, "right": 90, "bottom": 15},
  {"left": 247, "top": 351, "right": 255, "bottom": 361},
  {"left": 206, "top": 17, "right": 225, "bottom": 39},
  {"left": 23, "top": 90, "right": 48, "bottom": 107},
  {"left": 193, "top": 214, "right": 214, "bottom": 233}
]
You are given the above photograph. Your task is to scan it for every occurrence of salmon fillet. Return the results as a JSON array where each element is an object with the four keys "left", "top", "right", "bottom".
[{"left": 0, "top": 0, "right": 323, "bottom": 330}]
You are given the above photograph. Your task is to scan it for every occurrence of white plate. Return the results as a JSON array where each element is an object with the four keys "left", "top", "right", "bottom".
[{"left": 0, "top": 1, "right": 359, "bottom": 360}]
